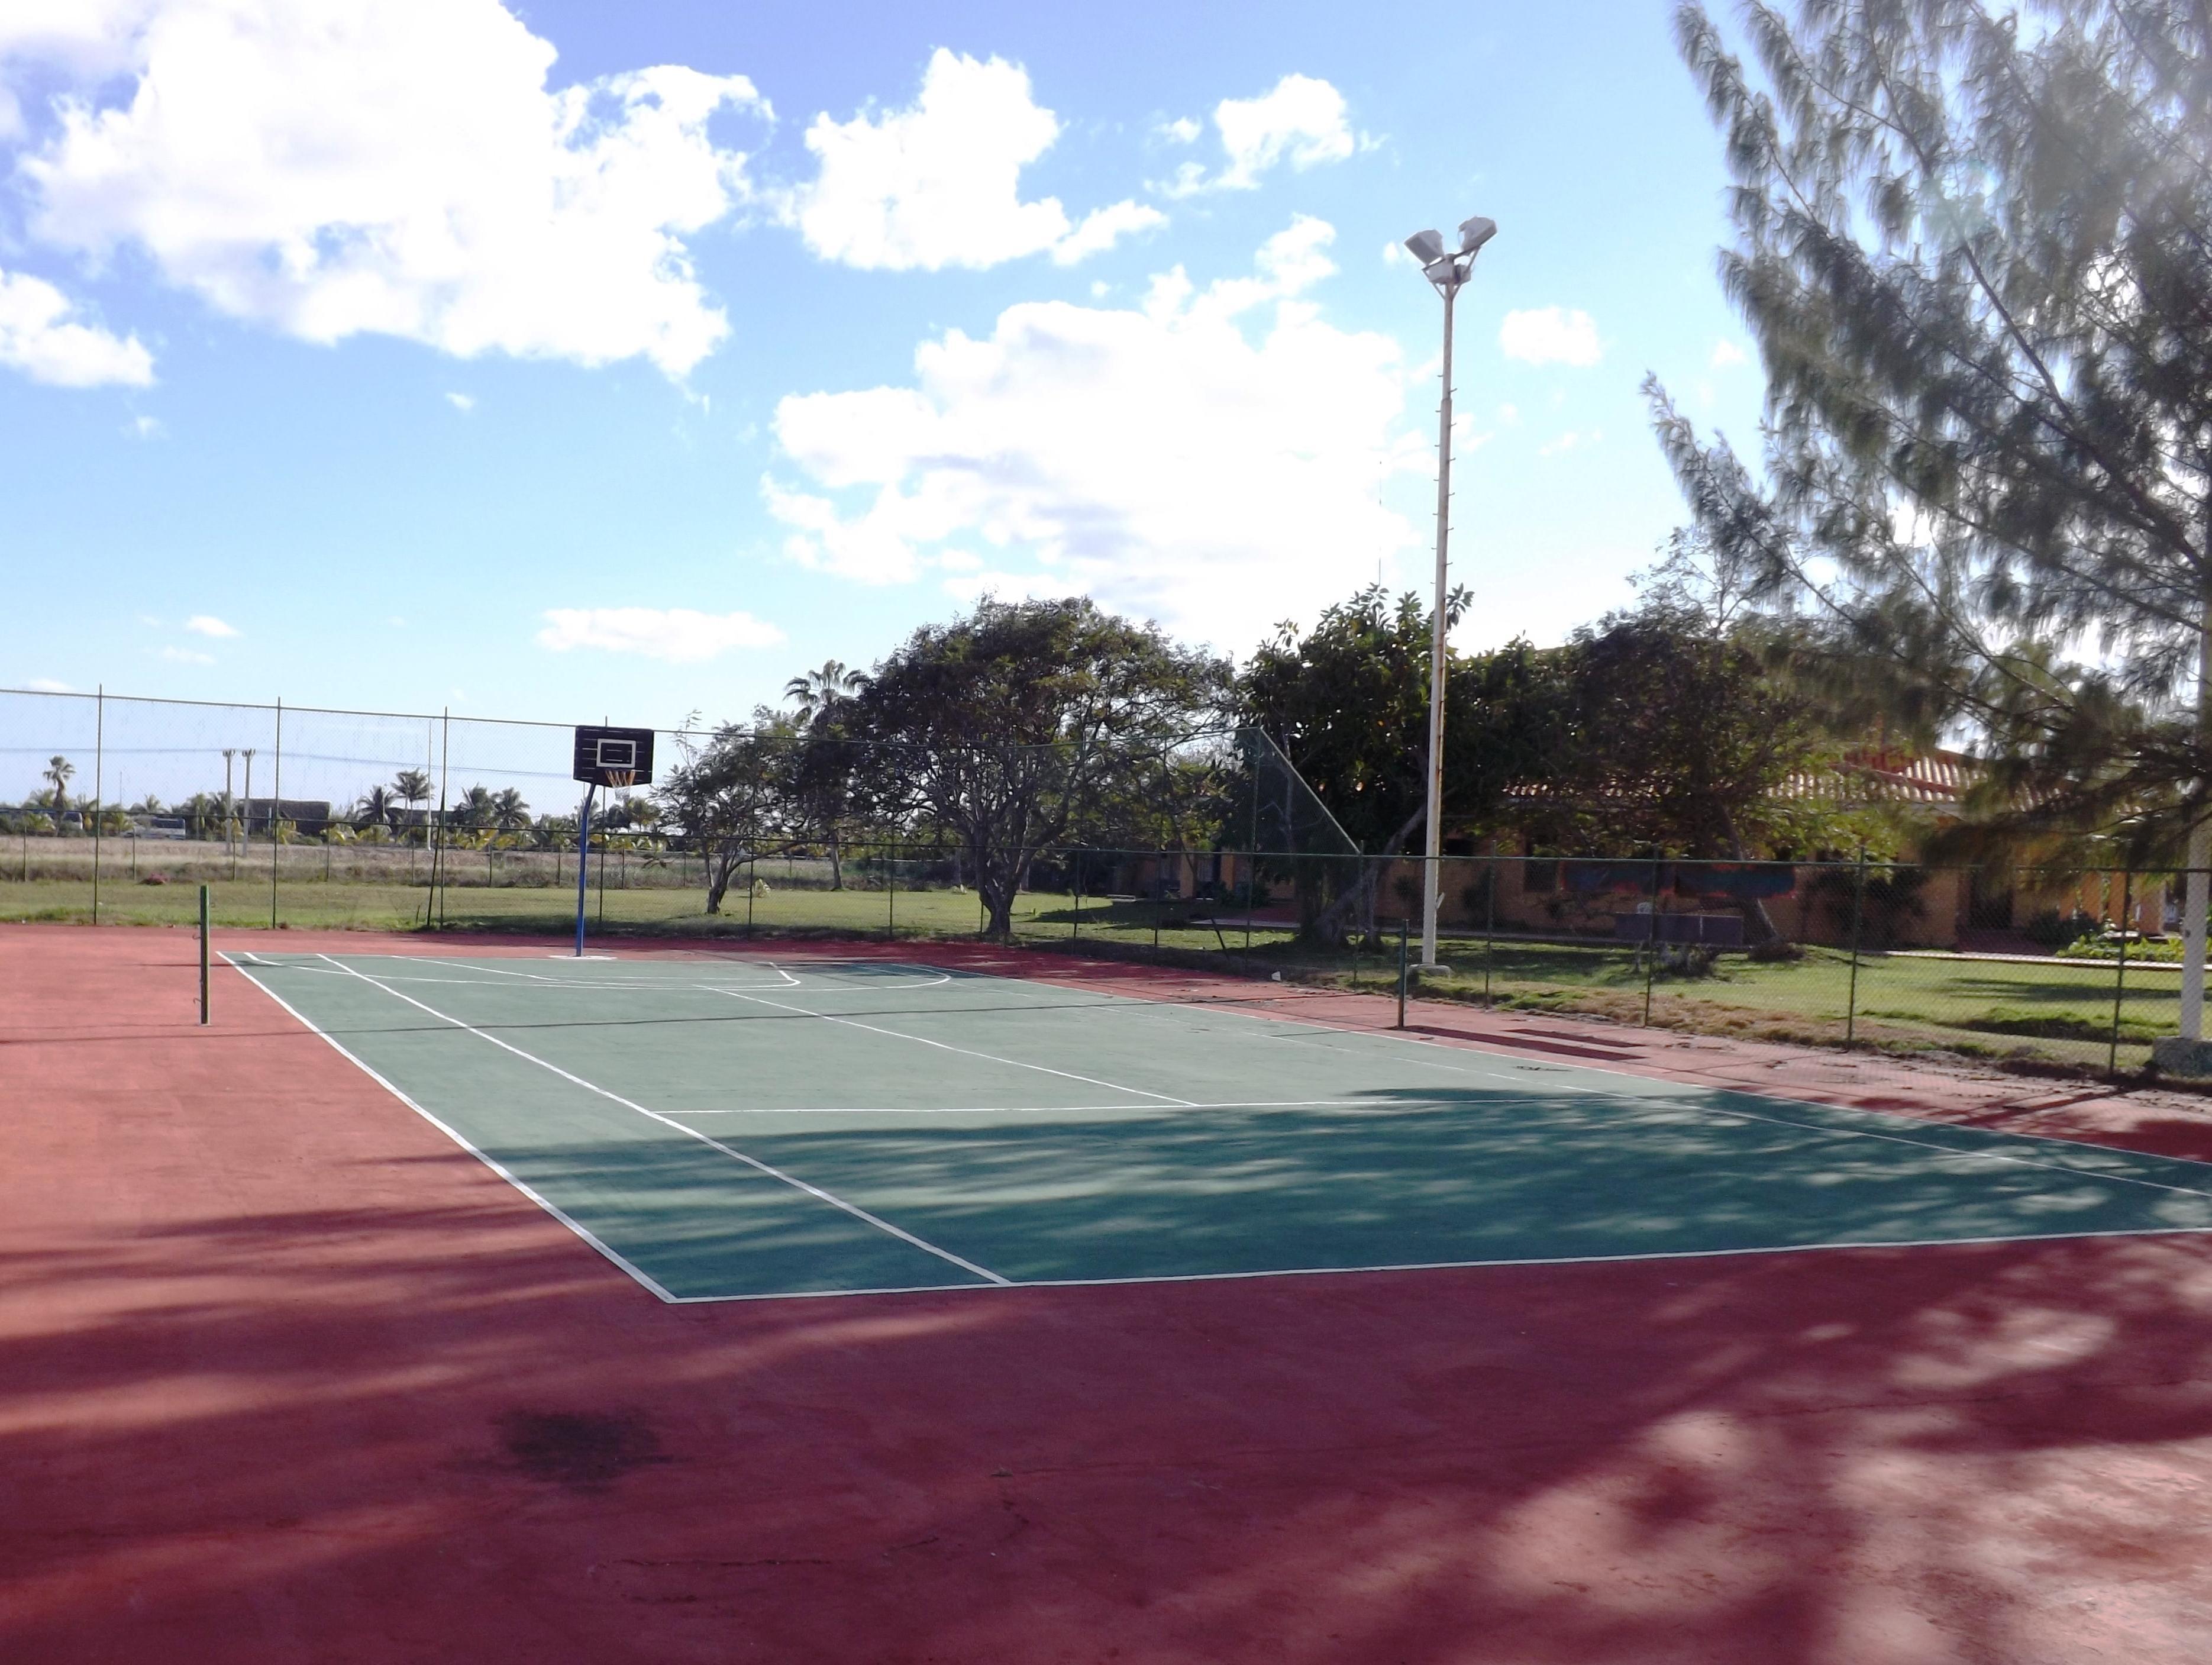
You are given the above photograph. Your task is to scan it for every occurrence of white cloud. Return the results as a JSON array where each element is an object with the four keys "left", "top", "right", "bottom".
[
  {"left": 1158, "top": 74, "right": 1358, "bottom": 198},
  {"left": 0, "top": 267, "right": 153, "bottom": 386},
  {"left": 12, "top": 0, "right": 765, "bottom": 377},
  {"left": 1051, "top": 199, "right": 1167, "bottom": 266},
  {"left": 157, "top": 645, "right": 214, "bottom": 664},
  {"left": 27, "top": 677, "right": 73, "bottom": 692},
  {"left": 764, "top": 217, "right": 1422, "bottom": 649},
  {"left": 1499, "top": 306, "right": 1603, "bottom": 367},
  {"left": 183, "top": 614, "right": 237, "bottom": 637},
  {"left": 537, "top": 606, "right": 784, "bottom": 663},
  {"left": 124, "top": 413, "right": 163, "bottom": 437},
  {"left": 1538, "top": 428, "right": 1602, "bottom": 457},
  {"left": 445, "top": 392, "right": 475, "bottom": 412},
  {"left": 790, "top": 49, "right": 1152, "bottom": 272},
  {"left": 1710, "top": 338, "right": 1748, "bottom": 369},
  {"left": 1159, "top": 116, "right": 1201, "bottom": 145}
]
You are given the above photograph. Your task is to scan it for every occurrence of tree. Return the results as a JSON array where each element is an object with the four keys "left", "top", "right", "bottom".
[
  {"left": 657, "top": 712, "right": 803, "bottom": 914},
  {"left": 43, "top": 756, "right": 73, "bottom": 818},
  {"left": 393, "top": 770, "right": 432, "bottom": 841},
  {"left": 353, "top": 785, "right": 398, "bottom": 832},
  {"left": 784, "top": 659, "right": 870, "bottom": 888},
  {"left": 1656, "top": 0, "right": 2212, "bottom": 985},
  {"left": 490, "top": 788, "right": 531, "bottom": 833},
  {"left": 1240, "top": 586, "right": 1569, "bottom": 940},
  {"left": 845, "top": 597, "right": 1231, "bottom": 937}
]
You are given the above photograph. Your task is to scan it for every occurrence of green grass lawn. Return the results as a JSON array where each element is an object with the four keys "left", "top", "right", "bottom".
[{"left": 3, "top": 875, "right": 2176, "bottom": 1073}]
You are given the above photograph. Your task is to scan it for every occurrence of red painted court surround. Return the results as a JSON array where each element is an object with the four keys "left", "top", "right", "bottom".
[{"left": 7, "top": 922, "right": 2212, "bottom": 1663}]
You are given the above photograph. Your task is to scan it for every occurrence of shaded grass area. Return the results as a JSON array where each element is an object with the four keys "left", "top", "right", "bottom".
[{"left": 2, "top": 876, "right": 2177, "bottom": 1073}]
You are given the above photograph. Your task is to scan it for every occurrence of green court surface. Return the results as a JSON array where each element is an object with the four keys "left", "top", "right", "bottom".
[{"left": 230, "top": 950, "right": 2212, "bottom": 1303}]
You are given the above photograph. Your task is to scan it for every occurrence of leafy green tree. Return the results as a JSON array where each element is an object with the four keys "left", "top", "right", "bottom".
[
  {"left": 846, "top": 597, "right": 1231, "bottom": 937},
  {"left": 1655, "top": 0, "right": 2212, "bottom": 982},
  {"left": 1240, "top": 585, "right": 1570, "bottom": 939},
  {"left": 783, "top": 659, "right": 870, "bottom": 888},
  {"left": 657, "top": 711, "right": 804, "bottom": 914},
  {"left": 490, "top": 788, "right": 531, "bottom": 833}
]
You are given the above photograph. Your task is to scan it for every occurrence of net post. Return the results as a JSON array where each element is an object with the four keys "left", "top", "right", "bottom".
[
  {"left": 1483, "top": 854, "right": 1496, "bottom": 1007},
  {"left": 1845, "top": 851, "right": 1867, "bottom": 1047},
  {"left": 2110, "top": 865, "right": 2133, "bottom": 1076},
  {"left": 573, "top": 785, "right": 595, "bottom": 956},
  {"left": 269, "top": 697, "right": 282, "bottom": 929},
  {"left": 1396, "top": 914, "right": 1409, "bottom": 1030},
  {"left": 1642, "top": 857, "right": 1659, "bottom": 1026},
  {"left": 198, "top": 883, "right": 210, "bottom": 1025}
]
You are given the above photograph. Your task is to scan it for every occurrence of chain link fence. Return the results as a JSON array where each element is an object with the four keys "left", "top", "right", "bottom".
[{"left": 2, "top": 686, "right": 2191, "bottom": 1076}]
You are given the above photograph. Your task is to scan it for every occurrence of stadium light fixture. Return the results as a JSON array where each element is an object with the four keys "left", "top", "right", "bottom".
[{"left": 1403, "top": 212, "right": 1497, "bottom": 970}]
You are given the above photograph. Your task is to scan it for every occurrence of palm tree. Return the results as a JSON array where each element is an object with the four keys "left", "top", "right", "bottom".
[
  {"left": 354, "top": 784, "right": 398, "bottom": 831},
  {"left": 784, "top": 660, "right": 867, "bottom": 724},
  {"left": 784, "top": 662, "right": 868, "bottom": 888},
  {"left": 43, "top": 756, "right": 73, "bottom": 818},
  {"left": 451, "top": 785, "right": 496, "bottom": 832},
  {"left": 393, "top": 769, "right": 431, "bottom": 843}
]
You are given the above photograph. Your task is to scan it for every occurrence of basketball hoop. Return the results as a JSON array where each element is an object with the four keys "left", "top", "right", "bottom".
[{"left": 603, "top": 770, "right": 636, "bottom": 790}]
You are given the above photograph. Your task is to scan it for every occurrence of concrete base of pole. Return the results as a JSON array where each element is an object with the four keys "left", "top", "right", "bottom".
[{"left": 2152, "top": 1037, "right": 2212, "bottom": 1077}]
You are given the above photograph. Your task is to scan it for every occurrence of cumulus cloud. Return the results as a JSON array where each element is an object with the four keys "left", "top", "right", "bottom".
[
  {"left": 0, "top": 267, "right": 153, "bottom": 386},
  {"left": 28, "top": 677, "right": 73, "bottom": 693},
  {"left": 790, "top": 49, "right": 1157, "bottom": 271},
  {"left": 445, "top": 392, "right": 475, "bottom": 412},
  {"left": 537, "top": 606, "right": 784, "bottom": 663},
  {"left": 764, "top": 217, "right": 1423, "bottom": 648},
  {"left": 1710, "top": 338, "right": 1748, "bottom": 369},
  {"left": 11, "top": 0, "right": 765, "bottom": 377},
  {"left": 157, "top": 645, "right": 214, "bottom": 664},
  {"left": 1499, "top": 306, "right": 1603, "bottom": 367},
  {"left": 183, "top": 614, "right": 237, "bottom": 637},
  {"left": 1158, "top": 74, "right": 1358, "bottom": 198}
]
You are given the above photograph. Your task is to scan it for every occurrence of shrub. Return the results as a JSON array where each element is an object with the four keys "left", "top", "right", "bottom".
[{"left": 2023, "top": 907, "right": 2101, "bottom": 948}]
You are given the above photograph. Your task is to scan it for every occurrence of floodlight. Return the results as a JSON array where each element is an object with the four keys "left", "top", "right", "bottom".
[
  {"left": 1404, "top": 228, "right": 1446, "bottom": 265},
  {"left": 1458, "top": 216, "right": 1498, "bottom": 254}
]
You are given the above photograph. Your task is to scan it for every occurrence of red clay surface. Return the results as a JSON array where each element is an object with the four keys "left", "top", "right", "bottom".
[{"left": 7, "top": 921, "right": 2212, "bottom": 1663}]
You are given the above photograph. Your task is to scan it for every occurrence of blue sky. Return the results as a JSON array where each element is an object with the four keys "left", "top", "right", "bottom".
[{"left": 0, "top": 0, "right": 1765, "bottom": 731}]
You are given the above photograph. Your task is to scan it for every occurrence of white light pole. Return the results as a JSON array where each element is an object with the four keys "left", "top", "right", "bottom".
[{"left": 1404, "top": 215, "right": 1497, "bottom": 970}]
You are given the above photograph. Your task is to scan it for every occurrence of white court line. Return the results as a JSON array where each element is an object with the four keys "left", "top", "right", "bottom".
[
  {"left": 699, "top": 984, "right": 1200, "bottom": 1108},
  {"left": 221, "top": 953, "right": 682, "bottom": 1303},
  {"left": 311, "top": 954, "right": 1009, "bottom": 1288},
  {"left": 651, "top": 1218, "right": 2212, "bottom": 1304},
  {"left": 1165, "top": 1000, "right": 2212, "bottom": 1202},
  {"left": 392, "top": 953, "right": 808, "bottom": 990},
  {"left": 667, "top": 1098, "right": 1387, "bottom": 1117}
]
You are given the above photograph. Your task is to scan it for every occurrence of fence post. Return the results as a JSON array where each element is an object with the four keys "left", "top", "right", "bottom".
[
  {"left": 2110, "top": 867, "right": 2133, "bottom": 1076},
  {"left": 269, "top": 697, "right": 282, "bottom": 929},
  {"left": 745, "top": 853, "right": 757, "bottom": 940},
  {"left": 434, "top": 708, "right": 451, "bottom": 929},
  {"left": 887, "top": 840, "right": 897, "bottom": 943},
  {"left": 1397, "top": 914, "right": 1410, "bottom": 1029},
  {"left": 1845, "top": 851, "right": 1867, "bottom": 1046},
  {"left": 91, "top": 684, "right": 104, "bottom": 925},
  {"left": 198, "top": 883, "right": 210, "bottom": 1025}
]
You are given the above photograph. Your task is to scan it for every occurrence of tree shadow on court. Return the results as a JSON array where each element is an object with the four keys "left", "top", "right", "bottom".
[{"left": 8, "top": 1118, "right": 2212, "bottom": 1664}]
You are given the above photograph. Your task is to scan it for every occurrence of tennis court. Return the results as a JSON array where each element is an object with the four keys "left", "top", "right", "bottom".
[{"left": 228, "top": 947, "right": 2212, "bottom": 1302}]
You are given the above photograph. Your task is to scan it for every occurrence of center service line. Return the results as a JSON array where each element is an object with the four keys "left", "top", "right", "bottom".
[{"left": 314, "top": 954, "right": 1009, "bottom": 1286}]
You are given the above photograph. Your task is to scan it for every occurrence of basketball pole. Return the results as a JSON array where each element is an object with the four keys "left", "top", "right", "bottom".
[{"left": 573, "top": 783, "right": 596, "bottom": 957}]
